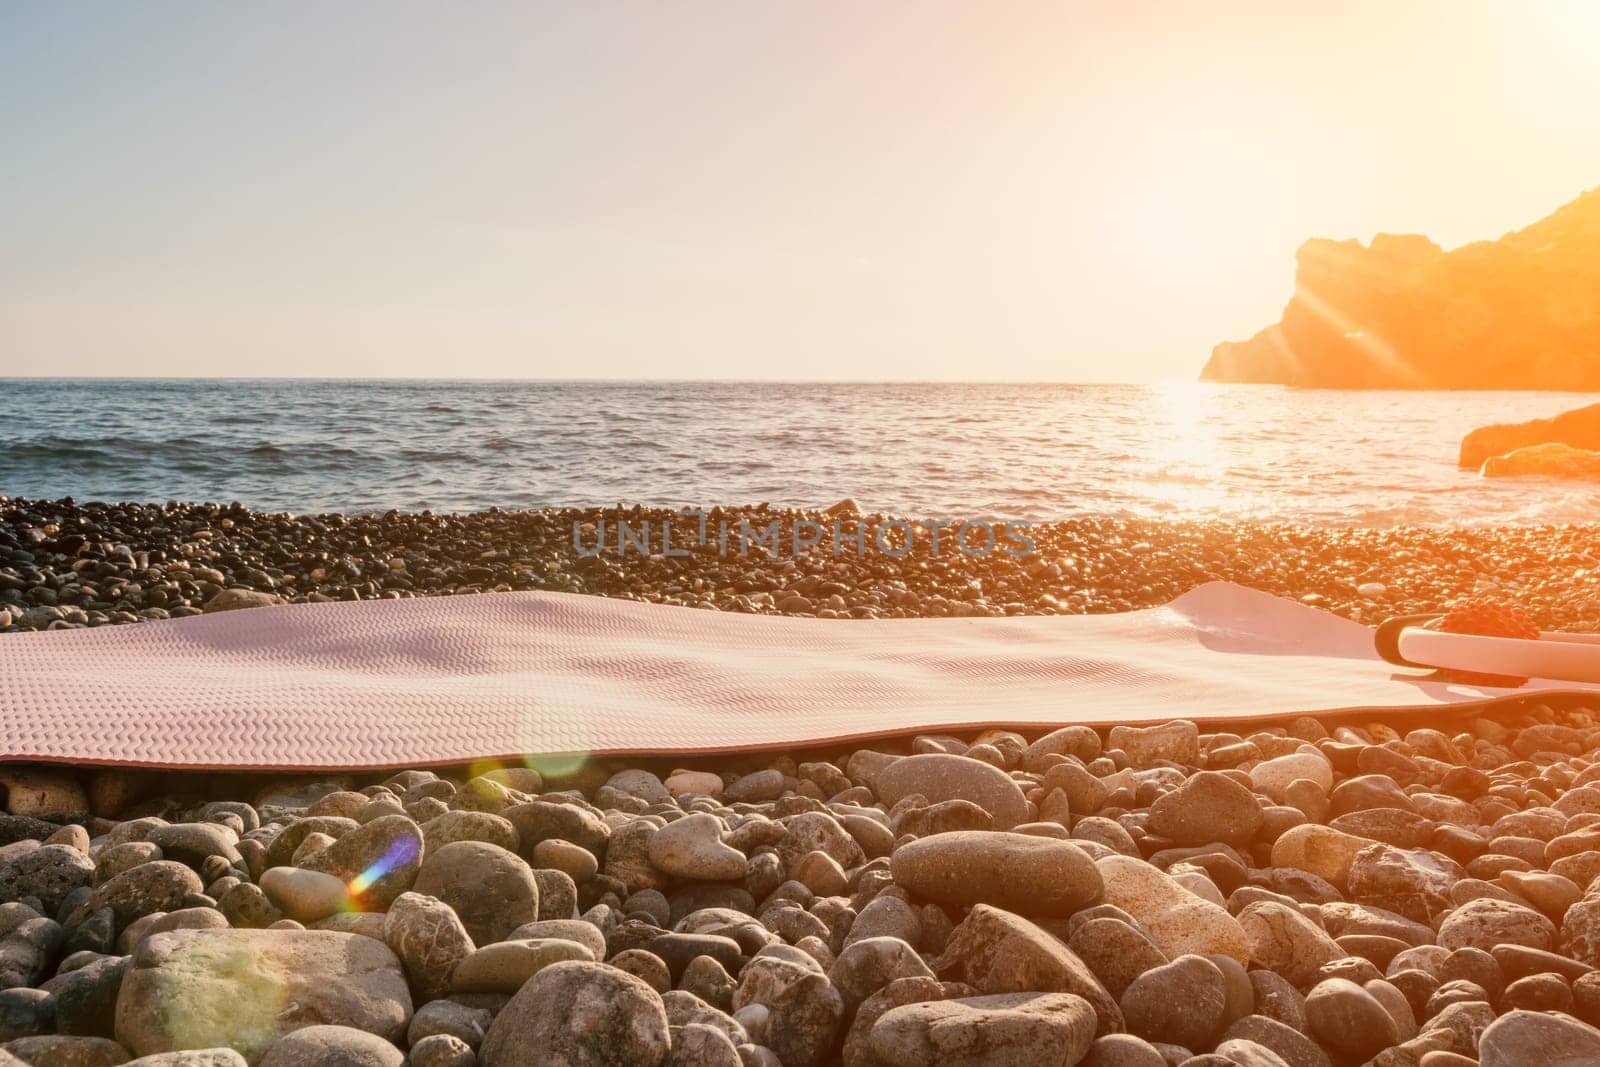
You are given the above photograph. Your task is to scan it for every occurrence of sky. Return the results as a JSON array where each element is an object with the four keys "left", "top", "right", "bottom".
[{"left": 3, "top": 2, "right": 1599, "bottom": 382}]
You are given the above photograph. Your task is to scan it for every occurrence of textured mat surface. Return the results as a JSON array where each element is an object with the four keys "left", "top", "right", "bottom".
[{"left": 2, "top": 581, "right": 1595, "bottom": 770}]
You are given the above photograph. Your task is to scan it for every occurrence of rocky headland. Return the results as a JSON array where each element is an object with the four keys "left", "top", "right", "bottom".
[{"left": 1203, "top": 186, "right": 1600, "bottom": 390}]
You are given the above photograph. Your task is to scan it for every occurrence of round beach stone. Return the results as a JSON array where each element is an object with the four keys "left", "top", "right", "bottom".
[
  {"left": 1236, "top": 901, "right": 1342, "bottom": 988},
  {"left": 827, "top": 936, "right": 936, "bottom": 1014},
  {"left": 1479, "top": 1008, "right": 1600, "bottom": 1066},
  {"left": 1346, "top": 844, "right": 1461, "bottom": 924},
  {"left": 1107, "top": 721, "right": 1199, "bottom": 768},
  {"left": 1068, "top": 916, "right": 1169, "bottom": 1001},
  {"left": 1268, "top": 825, "right": 1373, "bottom": 891},
  {"left": 1303, "top": 977, "right": 1399, "bottom": 1062},
  {"left": 533, "top": 838, "right": 599, "bottom": 882},
  {"left": 1120, "top": 954, "right": 1228, "bottom": 1050},
  {"left": 504, "top": 801, "right": 612, "bottom": 865},
  {"left": 146, "top": 822, "right": 242, "bottom": 868},
  {"left": 84, "top": 860, "right": 203, "bottom": 925},
  {"left": 1079, "top": 1033, "right": 1166, "bottom": 1067},
  {"left": 1437, "top": 897, "right": 1555, "bottom": 953},
  {"left": 412, "top": 840, "right": 539, "bottom": 946},
  {"left": 890, "top": 831, "right": 1102, "bottom": 917},
  {"left": 1220, "top": 1014, "right": 1326, "bottom": 1067},
  {"left": 407, "top": 1000, "right": 492, "bottom": 1050},
  {"left": 410, "top": 1033, "right": 476, "bottom": 1067},
  {"left": 1097, "top": 854, "right": 1249, "bottom": 964},
  {"left": 421, "top": 810, "right": 519, "bottom": 855},
  {"left": 0, "top": 844, "right": 94, "bottom": 916},
  {"left": 665, "top": 770, "right": 724, "bottom": 798},
  {"left": 451, "top": 937, "right": 595, "bottom": 994},
  {"left": 934, "top": 903, "right": 1125, "bottom": 1034},
  {"left": 1250, "top": 752, "right": 1333, "bottom": 800},
  {"left": 869, "top": 992, "right": 1097, "bottom": 1067},
  {"left": 872, "top": 754, "right": 1029, "bottom": 830},
  {"left": 1147, "top": 772, "right": 1262, "bottom": 847},
  {"left": 479, "top": 959, "right": 669, "bottom": 1066},
  {"left": 299, "top": 814, "right": 424, "bottom": 909},
  {"left": 647, "top": 813, "right": 746, "bottom": 881},
  {"left": 258, "top": 1023, "right": 404, "bottom": 1066},
  {"left": 382, "top": 891, "right": 475, "bottom": 1002},
  {"left": 258, "top": 866, "right": 350, "bottom": 923}
]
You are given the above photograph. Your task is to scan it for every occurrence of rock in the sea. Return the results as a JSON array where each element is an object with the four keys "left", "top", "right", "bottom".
[
  {"left": 1482, "top": 441, "right": 1600, "bottom": 479},
  {"left": 1461, "top": 401, "right": 1600, "bottom": 467},
  {"left": 889, "top": 831, "right": 1102, "bottom": 917},
  {"left": 869, "top": 991, "right": 1097, "bottom": 1066},
  {"left": 479, "top": 959, "right": 669, "bottom": 1066},
  {"left": 872, "top": 755, "right": 1029, "bottom": 830},
  {"left": 114, "top": 928, "right": 412, "bottom": 1059}
]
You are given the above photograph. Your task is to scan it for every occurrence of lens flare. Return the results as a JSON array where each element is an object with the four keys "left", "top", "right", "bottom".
[{"left": 346, "top": 835, "right": 420, "bottom": 901}]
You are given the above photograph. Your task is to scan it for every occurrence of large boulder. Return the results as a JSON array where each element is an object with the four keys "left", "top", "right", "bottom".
[
  {"left": 114, "top": 929, "right": 412, "bottom": 1060},
  {"left": 1481, "top": 442, "right": 1600, "bottom": 479}
]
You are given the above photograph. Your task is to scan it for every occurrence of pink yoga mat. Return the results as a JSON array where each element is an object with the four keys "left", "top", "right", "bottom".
[{"left": 1, "top": 582, "right": 1594, "bottom": 770}]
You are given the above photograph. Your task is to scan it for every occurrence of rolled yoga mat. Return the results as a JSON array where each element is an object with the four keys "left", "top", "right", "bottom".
[{"left": 2, "top": 581, "right": 1595, "bottom": 770}]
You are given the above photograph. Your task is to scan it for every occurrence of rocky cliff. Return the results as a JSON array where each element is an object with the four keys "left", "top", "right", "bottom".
[{"left": 1202, "top": 187, "right": 1600, "bottom": 389}]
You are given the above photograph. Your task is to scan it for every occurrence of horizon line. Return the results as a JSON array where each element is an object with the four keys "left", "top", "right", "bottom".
[{"left": 0, "top": 375, "right": 1205, "bottom": 386}]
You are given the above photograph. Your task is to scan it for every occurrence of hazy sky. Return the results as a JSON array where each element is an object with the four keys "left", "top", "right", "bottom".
[{"left": 3, "top": 2, "right": 1599, "bottom": 381}]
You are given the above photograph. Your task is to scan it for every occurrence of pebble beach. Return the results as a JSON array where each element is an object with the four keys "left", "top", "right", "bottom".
[
  {"left": 6, "top": 499, "right": 1600, "bottom": 1065},
  {"left": 6, "top": 498, "right": 1600, "bottom": 633}
]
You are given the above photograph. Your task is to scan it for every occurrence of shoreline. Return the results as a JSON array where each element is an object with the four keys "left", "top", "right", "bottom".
[{"left": 6, "top": 497, "right": 1600, "bottom": 634}]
